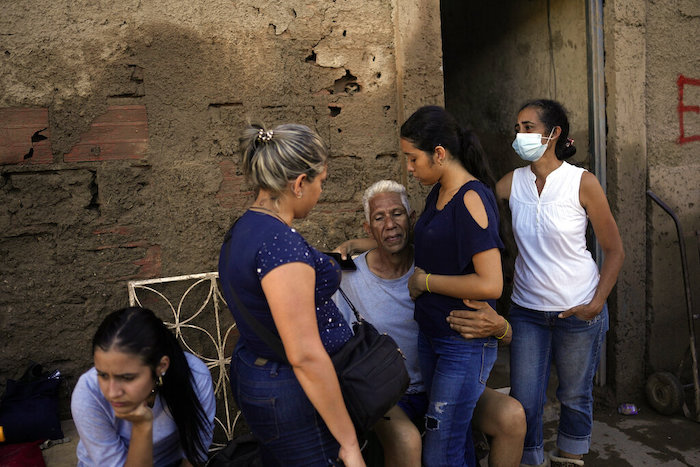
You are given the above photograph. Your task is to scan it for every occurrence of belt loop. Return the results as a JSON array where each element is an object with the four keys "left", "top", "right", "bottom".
[{"left": 269, "top": 360, "right": 280, "bottom": 377}]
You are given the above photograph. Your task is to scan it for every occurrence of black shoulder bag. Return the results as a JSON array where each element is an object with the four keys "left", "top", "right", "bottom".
[{"left": 221, "top": 250, "right": 409, "bottom": 438}]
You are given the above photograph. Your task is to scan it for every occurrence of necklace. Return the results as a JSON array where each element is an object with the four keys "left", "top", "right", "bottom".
[{"left": 250, "top": 206, "right": 289, "bottom": 226}]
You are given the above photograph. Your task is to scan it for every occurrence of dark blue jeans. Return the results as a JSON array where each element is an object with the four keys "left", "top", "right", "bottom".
[
  {"left": 230, "top": 343, "right": 340, "bottom": 466},
  {"left": 509, "top": 303, "right": 609, "bottom": 465},
  {"left": 418, "top": 331, "right": 498, "bottom": 467}
]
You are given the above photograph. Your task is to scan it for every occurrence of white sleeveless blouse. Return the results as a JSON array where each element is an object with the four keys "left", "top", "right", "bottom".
[{"left": 510, "top": 162, "right": 600, "bottom": 311}]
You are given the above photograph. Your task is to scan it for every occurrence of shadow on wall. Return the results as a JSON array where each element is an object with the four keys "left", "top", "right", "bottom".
[
  {"left": 1, "top": 2, "right": 415, "bottom": 419},
  {"left": 0, "top": 19, "right": 271, "bottom": 420}
]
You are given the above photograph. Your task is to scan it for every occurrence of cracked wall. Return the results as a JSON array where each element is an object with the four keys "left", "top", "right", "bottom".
[{"left": 0, "top": 0, "right": 444, "bottom": 416}]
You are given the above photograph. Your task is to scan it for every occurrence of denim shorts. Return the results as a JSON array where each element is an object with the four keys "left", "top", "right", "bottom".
[{"left": 397, "top": 391, "right": 429, "bottom": 421}]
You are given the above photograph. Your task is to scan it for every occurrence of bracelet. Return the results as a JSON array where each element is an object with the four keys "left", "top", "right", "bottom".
[
  {"left": 496, "top": 319, "right": 509, "bottom": 340},
  {"left": 425, "top": 273, "right": 432, "bottom": 293}
]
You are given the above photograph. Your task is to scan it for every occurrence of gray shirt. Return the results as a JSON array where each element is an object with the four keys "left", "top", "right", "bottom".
[{"left": 333, "top": 251, "right": 424, "bottom": 394}]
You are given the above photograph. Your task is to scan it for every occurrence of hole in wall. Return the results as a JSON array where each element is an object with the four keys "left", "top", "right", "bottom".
[
  {"left": 329, "top": 105, "right": 341, "bottom": 117},
  {"left": 333, "top": 70, "right": 360, "bottom": 94}
]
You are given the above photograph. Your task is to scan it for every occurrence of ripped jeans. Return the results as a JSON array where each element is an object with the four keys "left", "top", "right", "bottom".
[{"left": 417, "top": 331, "right": 498, "bottom": 467}]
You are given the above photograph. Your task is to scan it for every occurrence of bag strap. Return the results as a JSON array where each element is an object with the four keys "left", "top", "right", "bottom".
[
  {"left": 336, "top": 287, "right": 363, "bottom": 322},
  {"left": 222, "top": 225, "right": 289, "bottom": 364}
]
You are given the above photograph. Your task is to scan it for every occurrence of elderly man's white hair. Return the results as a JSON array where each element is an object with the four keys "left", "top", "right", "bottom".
[{"left": 362, "top": 180, "right": 412, "bottom": 222}]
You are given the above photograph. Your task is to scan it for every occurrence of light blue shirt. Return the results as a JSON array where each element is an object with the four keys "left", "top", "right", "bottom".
[
  {"left": 333, "top": 251, "right": 424, "bottom": 394},
  {"left": 71, "top": 352, "right": 216, "bottom": 467}
]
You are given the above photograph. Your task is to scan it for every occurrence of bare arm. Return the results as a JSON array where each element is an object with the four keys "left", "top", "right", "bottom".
[
  {"left": 559, "top": 172, "right": 625, "bottom": 320},
  {"left": 496, "top": 171, "right": 513, "bottom": 202},
  {"left": 333, "top": 237, "right": 377, "bottom": 260},
  {"left": 408, "top": 190, "right": 503, "bottom": 301},
  {"left": 262, "top": 263, "right": 364, "bottom": 467},
  {"left": 408, "top": 251, "right": 503, "bottom": 301},
  {"left": 118, "top": 403, "right": 154, "bottom": 467},
  {"left": 446, "top": 299, "right": 512, "bottom": 344}
]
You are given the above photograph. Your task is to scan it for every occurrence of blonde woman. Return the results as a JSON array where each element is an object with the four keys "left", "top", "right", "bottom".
[{"left": 218, "top": 124, "right": 364, "bottom": 467}]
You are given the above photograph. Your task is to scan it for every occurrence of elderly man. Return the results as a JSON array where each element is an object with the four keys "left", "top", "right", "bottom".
[{"left": 333, "top": 180, "right": 525, "bottom": 467}]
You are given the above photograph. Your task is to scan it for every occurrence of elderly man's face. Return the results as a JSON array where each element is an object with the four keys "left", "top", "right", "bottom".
[{"left": 365, "top": 192, "right": 411, "bottom": 255}]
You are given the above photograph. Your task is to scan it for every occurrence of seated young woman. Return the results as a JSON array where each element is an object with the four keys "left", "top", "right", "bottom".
[{"left": 71, "top": 307, "right": 216, "bottom": 467}]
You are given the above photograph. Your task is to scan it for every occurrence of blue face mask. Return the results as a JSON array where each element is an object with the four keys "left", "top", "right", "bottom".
[{"left": 512, "top": 128, "right": 555, "bottom": 162}]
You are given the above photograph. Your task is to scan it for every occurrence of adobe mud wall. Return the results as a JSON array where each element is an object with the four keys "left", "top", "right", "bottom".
[
  {"left": 0, "top": 0, "right": 444, "bottom": 417},
  {"left": 643, "top": 1, "right": 699, "bottom": 377}
]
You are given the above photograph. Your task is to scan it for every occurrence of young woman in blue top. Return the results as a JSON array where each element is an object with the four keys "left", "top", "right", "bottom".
[
  {"left": 402, "top": 106, "right": 505, "bottom": 467},
  {"left": 218, "top": 124, "right": 364, "bottom": 467}
]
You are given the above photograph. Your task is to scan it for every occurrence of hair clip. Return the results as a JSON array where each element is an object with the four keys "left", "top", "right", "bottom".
[
  {"left": 565, "top": 138, "right": 574, "bottom": 148},
  {"left": 257, "top": 128, "right": 274, "bottom": 143}
]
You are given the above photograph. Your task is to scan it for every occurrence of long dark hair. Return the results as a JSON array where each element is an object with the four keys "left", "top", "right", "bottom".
[
  {"left": 400, "top": 105, "right": 513, "bottom": 296},
  {"left": 93, "top": 307, "right": 210, "bottom": 465},
  {"left": 400, "top": 105, "right": 497, "bottom": 193},
  {"left": 519, "top": 99, "right": 576, "bottom": 160}
]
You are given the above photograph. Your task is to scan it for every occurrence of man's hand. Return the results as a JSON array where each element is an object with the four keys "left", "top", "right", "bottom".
[
  {"left": 333, "top": 238, "right": 377, "bottom": 260},
  {"left": 446, "top": 299, "right": 510, "bottom": 343}
]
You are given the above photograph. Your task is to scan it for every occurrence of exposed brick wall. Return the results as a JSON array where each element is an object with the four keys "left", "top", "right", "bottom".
[
  {"left": 64, "top": 106, "right": 148, "bottom": 162},
  {"left": 0, "top": 0, "right": 445, "bottom": 418},
  {"left": 0, "top": 108, "right": 52, "bottom": 165},
  {"left": 215, "top": 160, "right": 254, "bottom": 210}
]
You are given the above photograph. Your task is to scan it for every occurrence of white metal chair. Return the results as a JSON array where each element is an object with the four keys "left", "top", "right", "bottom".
[{"left": 127, "top": 272, "right": 241, "bottom": 447}]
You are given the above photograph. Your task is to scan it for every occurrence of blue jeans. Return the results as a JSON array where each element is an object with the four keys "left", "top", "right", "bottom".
[
  {"left": 230, "top": 342, "right": 341, "bottom": 466},
  {"left": 418, "top": 331, "right": 498, "bottom": 467},
  {"left": 509, "top": 303, "right": 609, "bottom": 465}
]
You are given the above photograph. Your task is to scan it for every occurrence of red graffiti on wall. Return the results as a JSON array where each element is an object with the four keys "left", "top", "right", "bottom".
[{"left": 678, "top": 74, "right": 700, "bottom": 144}]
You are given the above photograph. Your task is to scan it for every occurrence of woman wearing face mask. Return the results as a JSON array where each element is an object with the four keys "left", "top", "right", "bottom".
[{"left": 498, "top": 99, "right": 624, "bottom": 467}]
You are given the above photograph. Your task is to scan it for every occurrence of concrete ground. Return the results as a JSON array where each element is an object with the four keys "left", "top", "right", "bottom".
[
  {"left": 41, "top": 348, "right": 700, "bottom": 466},
  {"left": 481, "top": 348, "right": 700, "bottom": 467},
  {"left": 40, "top": 404, "right": 700, "bottom": 466}
]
